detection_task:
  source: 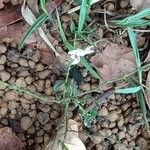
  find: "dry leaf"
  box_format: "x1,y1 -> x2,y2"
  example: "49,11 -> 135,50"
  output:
0,127 -> 23,150
146,71 -> 150,109
130,0 -> 150,10
45,119 -> 86,150
90,41 -> 136,80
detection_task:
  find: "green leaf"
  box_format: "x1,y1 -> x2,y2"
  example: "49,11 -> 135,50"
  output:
115,86 -> 142,94
80,57 -> 100,79
19,13 -> 48,49
112,8 -> 150,27
40,0 -> 48,14
70,20 -> 76,33
53,80 -> 65,91
128,27 -> 142,84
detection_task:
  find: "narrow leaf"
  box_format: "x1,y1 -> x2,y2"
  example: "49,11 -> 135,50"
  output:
115,86 -> 142,94
19,13 -> 48,49
40,0 -> 48,14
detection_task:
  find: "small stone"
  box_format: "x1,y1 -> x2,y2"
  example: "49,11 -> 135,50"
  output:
36,129 -> 44,136
136,137 -> 148,148
33,80 -> 45,92
95,144 -> 103,150
118,131 -> 125,140
27,126 -> 35,134
8,101 -> 18,109
37,103 -> 50,112
38,70 -> 51,79
0,71 -> 10,81
117,117 -> 124,127
50,110 -> 59,119
35,63 -> 44,71
19,58 -> 28,67
16,77 -> 27,88
35,136 -> 43,144
92,135 -> 102,144
109,122 -> 116,128
21,116 -> 33,130
32,52 -> 41,62
0,44 -> 7,54
37,112 -> 49,125
45,79 -> 51,88
0,65 -> 4,71
79,83 -> 91,91
0,103 -> 8,115
29,110 -> 37,118
98,107 -> 108,116
28,139 -> 34,146
21,103 -> 30,110
5,91 -> 18,100
43,123 -> 52,131
45,87 -> 53,95
0,55 -> 6,64
61,15 -> 70,23
28,60 -> 36,69
107,111 -> 118,122
25,76 -> 34,84
7,50 -> 19,62
114,144 -> 128,150
120,0 -> 129,8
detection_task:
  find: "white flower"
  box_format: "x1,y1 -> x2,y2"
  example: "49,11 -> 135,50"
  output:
68,46 -> 95,65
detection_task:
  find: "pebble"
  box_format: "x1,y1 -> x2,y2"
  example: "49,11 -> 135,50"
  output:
136,137 -> 149,148
79,83 -> 91,91
27,126 -> 35,134
92,135 -> 102,144
45,87 -> 53,95
117,117 -> 124,127
34,80 -> 45,92
61,15 -> 70,23
21,116 -> 33,131
37,112 -> 49,125
0,54 -> 6,64
8,101 -> 18,109
0,65 -> 4,71
15,77 -> 27,88
98,107 -> 108,116
35,136 -> 43,144
5,91 -> 18,100
28,60 -> 36,69
114,144 -> 128,150
38,70 -> 51,79
37,103 -> 50,113
43,123 -> 52,131
32,52 -> 40,62
118,131 -> 125,140
0,44 -> 7,54
28,139 -> 34,146
25,76 -> 34,85
49,110 -> 59,119
7,50 -> 19,62
0,71 -> 10,81
107,111 -> 118,122
19,58 -> 28,67
35,63 -> 44,71
0,103 -> 8,115
29,110 -> 37,118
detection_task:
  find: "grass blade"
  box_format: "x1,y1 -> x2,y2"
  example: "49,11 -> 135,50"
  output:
80,57 -> 100,79
19,13 -> 48,49
112,8 -> 150,27
40,0 -> 48,14
56,10 -> 100,79
115,86 -> 142,94
128,27 -> 142,84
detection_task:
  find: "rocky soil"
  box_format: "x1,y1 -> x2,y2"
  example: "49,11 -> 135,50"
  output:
0,43 -> 150,150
